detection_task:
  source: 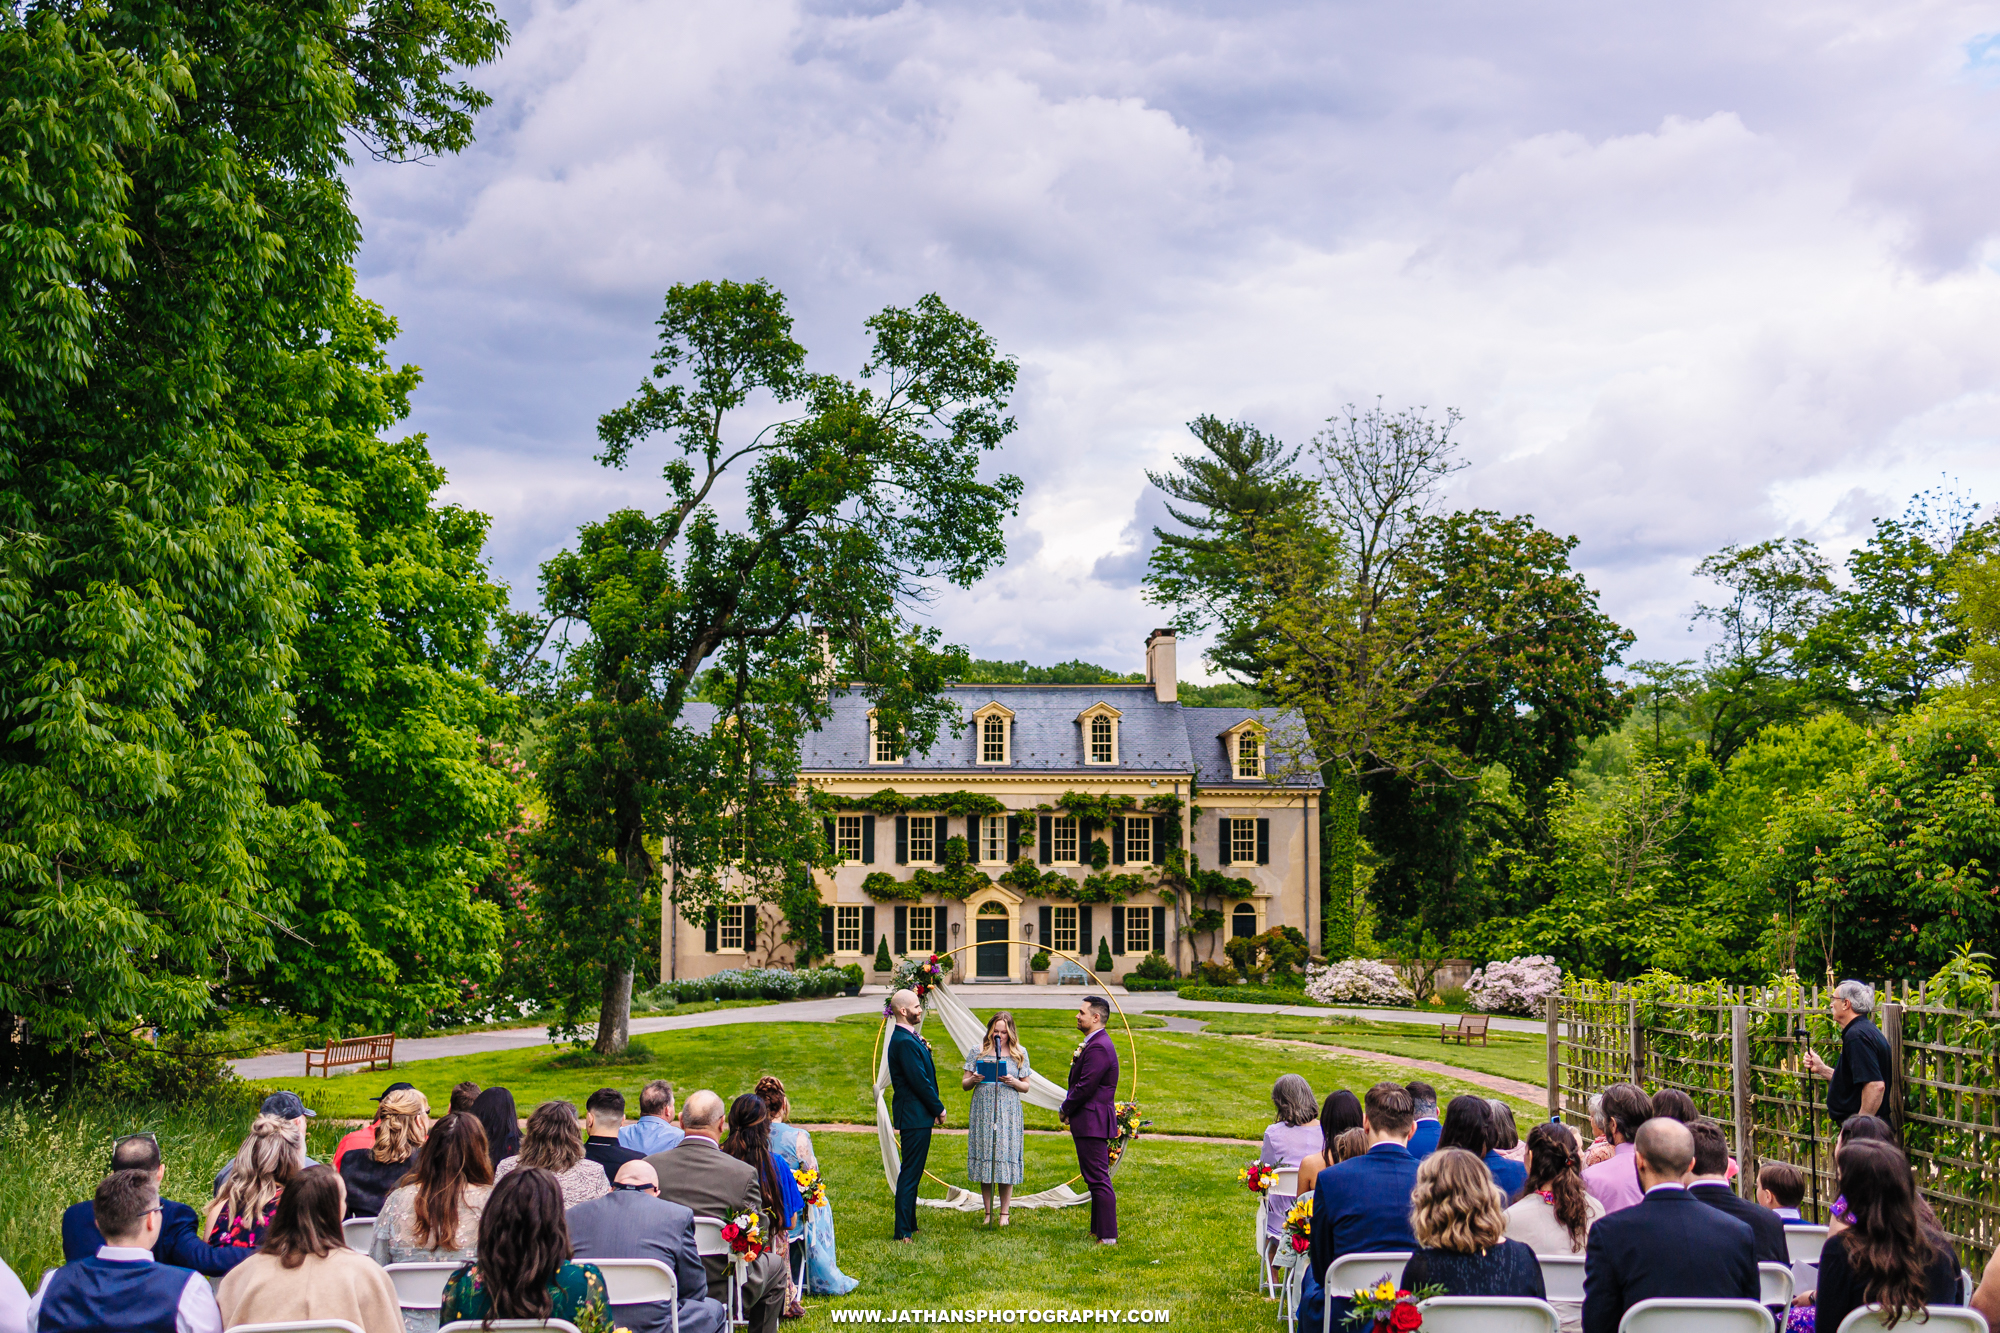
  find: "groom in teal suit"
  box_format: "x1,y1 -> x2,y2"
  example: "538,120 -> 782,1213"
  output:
888,987 -> 945,1240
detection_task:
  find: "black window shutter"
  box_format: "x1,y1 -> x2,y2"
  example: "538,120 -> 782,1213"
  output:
1153,906 -> 1167,954
821,907 -> 834,954
1039,905 -> 1053,951
965,815 -> 978,851
895,815 -> 908,865
1079,818 -> 1095,863
1111,819 -> 1125,865
705,914 -> 718,953
1151,815 -> 1164,865
936,816 -> 950,864
743,907 -> 757,951
862,815 -> 876,864
1006,816 -> 1020,862
894,905 -> 908,956
822,816 -> 836,855
1039,815 -> 1053,865
862,906 -> 876,955
1257,818 -> 1271,865
1112,906 -> 1126,955
1217,817 -> 1232,865
1079,906 -> 1094,959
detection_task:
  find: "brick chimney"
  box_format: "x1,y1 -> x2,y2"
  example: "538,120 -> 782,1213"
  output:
1145,629 -> 1177,703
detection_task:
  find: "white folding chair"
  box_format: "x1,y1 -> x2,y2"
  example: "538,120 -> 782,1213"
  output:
1617,1298 -> 1776,1332
591,1258 -> 680,1333
383,1261 -> 461,1312
226,1323 -> 366,1333
340,1216 -> 376,1254
1322,1253 -> 1414,1331
1282,1259 -> 1308,1333
1417,1297 -> 1561,1332
1784,1224 -> 1829,1264
692,1214 -> 747,1332
1538,1255 -> 1586,1302
1963,1269 -> 1980,1306
1758,1262 -> 1795,1308
439,1322 -> 581,1333
1836,1306 -> 1990,1333
1258,1169 -> 1299,1297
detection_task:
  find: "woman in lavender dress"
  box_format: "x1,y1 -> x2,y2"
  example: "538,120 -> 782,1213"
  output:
1259,1075 -> 1322,1247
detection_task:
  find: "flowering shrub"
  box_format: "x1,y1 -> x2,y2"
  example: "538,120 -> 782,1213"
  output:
1303,959 -> 1414,1006
642,967 -> 847,1006
1465,955 -> 1562,1015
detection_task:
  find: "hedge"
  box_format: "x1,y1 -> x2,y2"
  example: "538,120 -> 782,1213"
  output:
1120,978 -> 1183,992
642,966 -> 850,1006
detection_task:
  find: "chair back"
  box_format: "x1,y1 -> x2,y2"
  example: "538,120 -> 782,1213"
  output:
591,1258 -> 678,1306
1758,1262 -> 1795,1307
1784,1224 -> 1829,1264
1538,1255 -> 1586,1302
438,1323 -> 582,1333
1617,1298 -> 1778,1332
1274,1168 -> 1299,1197
1322,1251 -> 1414,1327
692,1216 -> 729,1258
382,1261 -> 461,1310
1835,1306 -> 1990,1333
1416,1297 -> 1561,1332
341,1216 -> 376,1253
225,1323 -> 366,1333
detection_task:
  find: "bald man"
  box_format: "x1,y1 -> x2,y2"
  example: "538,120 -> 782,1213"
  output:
1581,1117 -> 1759,1333
886,988 -> 945,1241
648,1091 -> 784,1333
566,1161 -> 724,1333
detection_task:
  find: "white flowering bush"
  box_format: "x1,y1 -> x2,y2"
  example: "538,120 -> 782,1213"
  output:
1304,959 -> 1414,1006
1465,955 -> 1562,1015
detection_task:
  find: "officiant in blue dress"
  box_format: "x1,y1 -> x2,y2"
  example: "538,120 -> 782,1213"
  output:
962,1011 -> 1031,1226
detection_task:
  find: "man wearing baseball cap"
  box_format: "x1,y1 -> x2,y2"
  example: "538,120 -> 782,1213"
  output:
332,1082 -> 414,1172
212,1091 -> 319,1193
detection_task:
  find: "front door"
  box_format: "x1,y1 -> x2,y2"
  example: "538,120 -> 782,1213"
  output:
976,918 -> 1010,977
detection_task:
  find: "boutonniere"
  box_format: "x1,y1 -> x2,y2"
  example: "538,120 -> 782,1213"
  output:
1072,1041 -> 1085,1059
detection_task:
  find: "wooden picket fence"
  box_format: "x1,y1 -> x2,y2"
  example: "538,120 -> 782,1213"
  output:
1546,976 -> 2000,1267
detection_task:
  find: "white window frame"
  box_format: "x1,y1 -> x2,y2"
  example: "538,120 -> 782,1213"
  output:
1229,818 -> 1258,864
980,814 -> 1008,864
1126,906 -> 1152,954
1051,905 -> 1079,954
1077,703 -> 1122,765
1235,727 -> 1264,779
834,905 -> 862,955
907,814 -> 935,864
974,703 -> 1014,765
868,711 -> 902,765
1051,816 -> 1079,865
836,814 -> 863,863
908,905 -> 936,954
718,904 -> 747,952
1124,815 -> 1151,864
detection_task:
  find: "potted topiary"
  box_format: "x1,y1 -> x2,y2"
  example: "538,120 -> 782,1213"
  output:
1030,950 -> 1051,986
873,935 -> 893,979
1094,935 -> 1114,975
842,962 -> 864,997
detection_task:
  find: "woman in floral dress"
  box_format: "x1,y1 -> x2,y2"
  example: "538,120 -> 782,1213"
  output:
439,1168 -> 608,1330
961,1011 -> 1031,1225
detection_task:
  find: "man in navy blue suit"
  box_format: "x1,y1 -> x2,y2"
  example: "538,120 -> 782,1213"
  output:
1582,1118 -> 1758,1333
1301,1082 -> 1421,1333
61,1134 -> 254,1276
1405,1082 -> 1441,1160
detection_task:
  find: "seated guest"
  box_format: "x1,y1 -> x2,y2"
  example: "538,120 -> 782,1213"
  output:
472,1086 -> 522,1162
496,1100 -> 611,1208
619,1080 -> 684,1156
1757,1162 -> 1806,1221
757,1076 -> 858,1297
1401,1149 -> 1547,1300
1580,1083 -> 1652,1214
1581,1118 -> 1758,1333
1812,1139 -> 1959,1333
1300,1082 -> 1421,1333
723,1092 -> 806,1318
206,1114 -> 303,1248
449,1081 -> 482,1114
584,1088 -> 645,1176
567,1160 -> 726,1333
1581,1093 -> 1614,1168
1487,1100 -> 1527,1163
1653,1088 -> 1738,1181
213,1092 -> 317,1193
62,1134 -> 254,1276
439,1168 -> 610,1329
1406,1083 -> 1442,1160
1687,1119 -> 1786,1268
215,1165 -> 399,1333
1825,1114 -> 1899,1238
370,1112 -> 494,1333
1439,1094 -> 1526,1201
29,1170 -> 222,1333
1332,1127 -> 1368,1164
1297,1090 -> 1363,1194
332,1082 -> 414,1171
648,1090 -> 787,1333
1505,1124 -> 1601,1333
1259,1075 -> 1322,1243
339,1086 -> 429,1218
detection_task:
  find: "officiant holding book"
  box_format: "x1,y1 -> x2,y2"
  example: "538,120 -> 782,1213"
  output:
962,1011 -> 1031,1226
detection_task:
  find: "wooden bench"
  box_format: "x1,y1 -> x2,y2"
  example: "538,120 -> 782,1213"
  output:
305,1033 -> 396,1077
1440,1014 -> 1490,1046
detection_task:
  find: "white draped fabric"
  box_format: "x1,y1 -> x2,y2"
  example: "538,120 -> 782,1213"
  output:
873,985 -> 1104,1211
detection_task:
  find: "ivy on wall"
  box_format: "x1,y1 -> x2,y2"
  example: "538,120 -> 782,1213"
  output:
809,787 -> 1007,818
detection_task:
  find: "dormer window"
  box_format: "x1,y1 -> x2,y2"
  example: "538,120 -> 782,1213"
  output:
1078,702 -> 1122,766
1222,720 -> 1265,779
868,710 -> 901,765
973,702 -> 1015,765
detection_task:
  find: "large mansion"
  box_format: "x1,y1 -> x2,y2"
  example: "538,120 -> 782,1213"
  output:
664,631 -> 1322,983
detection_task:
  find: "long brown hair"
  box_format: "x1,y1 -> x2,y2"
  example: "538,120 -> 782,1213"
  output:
1835,1139 -> 1942,1327
408,1112 -> 494,1250
517,1101 -> 583,1174
1410,1148 -> 1508,1254
1523,1122 -> 1591,1253
723,1093 -> 787,1225
1319,1090 -> 1363,1155
260,1165 -> 345,1269
475,1167 -> 570,1324
980,1012 -> 1025,1061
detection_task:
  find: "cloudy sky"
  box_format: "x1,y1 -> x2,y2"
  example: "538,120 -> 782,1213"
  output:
351,0 -> 2000,681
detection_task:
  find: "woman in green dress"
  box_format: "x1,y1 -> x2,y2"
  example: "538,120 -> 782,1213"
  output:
961,1011 -> 1031,1226
438,1166 -> 608,1330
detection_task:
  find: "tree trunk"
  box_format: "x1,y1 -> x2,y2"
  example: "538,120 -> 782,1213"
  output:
1322,767 -> 1360,958
595,962 -> 633,1056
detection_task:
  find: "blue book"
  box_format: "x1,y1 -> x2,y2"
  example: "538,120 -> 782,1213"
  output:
975,1059 -> 1005,1084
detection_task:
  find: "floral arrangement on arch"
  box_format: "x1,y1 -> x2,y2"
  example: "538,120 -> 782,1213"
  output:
1239,1160 -> 1278,1193
792,1166 -> 826,1209
719,1210 -> 766,1261
885,953 -> 951,1005
1106,1102 -> 1147,1167
1345,1278 -> 1443,1330
1464,955 -> 1562,1016
1304,959 -> 1414,1007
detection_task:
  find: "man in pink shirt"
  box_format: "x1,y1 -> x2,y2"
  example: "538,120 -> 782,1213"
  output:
1581,1083 -> 1654,1214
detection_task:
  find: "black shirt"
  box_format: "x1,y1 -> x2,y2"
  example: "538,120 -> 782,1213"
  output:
1828,1015 -> 1891,1123
584,1134 -> 644,1177
1401,1240 -> 1546,1300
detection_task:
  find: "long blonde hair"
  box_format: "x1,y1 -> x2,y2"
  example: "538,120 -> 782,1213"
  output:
1410,1148 -> 1508,1253
372,1087 -> 432,1162
981,1012 -> 1026,1061
214,1114 -> 303,1225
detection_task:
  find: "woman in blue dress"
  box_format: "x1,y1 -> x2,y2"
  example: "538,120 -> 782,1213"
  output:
756,1076 -> 859,1297
960,1011 -> 1030,1226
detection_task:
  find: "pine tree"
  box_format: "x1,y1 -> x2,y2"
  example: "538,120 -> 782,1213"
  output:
1094,935 -> 1114,973
874,934 -> 893,974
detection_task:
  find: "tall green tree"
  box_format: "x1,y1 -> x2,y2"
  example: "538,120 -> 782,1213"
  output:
1687,539 -> 1838,764
520,280 -> 1022,1053
0,1 -> 504,1070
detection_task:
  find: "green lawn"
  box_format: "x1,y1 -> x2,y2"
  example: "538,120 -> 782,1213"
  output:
1171,1013 -> 1548,1089
258,1011 -> 1536,1140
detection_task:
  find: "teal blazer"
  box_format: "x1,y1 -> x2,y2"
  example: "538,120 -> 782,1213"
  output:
888,1024 -> 945,1129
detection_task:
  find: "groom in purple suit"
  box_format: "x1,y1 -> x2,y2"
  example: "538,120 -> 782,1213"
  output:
1059,995 -> 1121,1244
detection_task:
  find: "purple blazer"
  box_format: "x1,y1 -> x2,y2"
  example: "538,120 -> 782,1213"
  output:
1060,1027 -> 1121,1139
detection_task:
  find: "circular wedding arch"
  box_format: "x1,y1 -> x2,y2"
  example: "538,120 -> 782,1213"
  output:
868,938 -> 1142,1194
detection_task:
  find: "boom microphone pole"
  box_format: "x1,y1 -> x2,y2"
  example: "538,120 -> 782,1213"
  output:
1795,1022 -> 1820,1220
